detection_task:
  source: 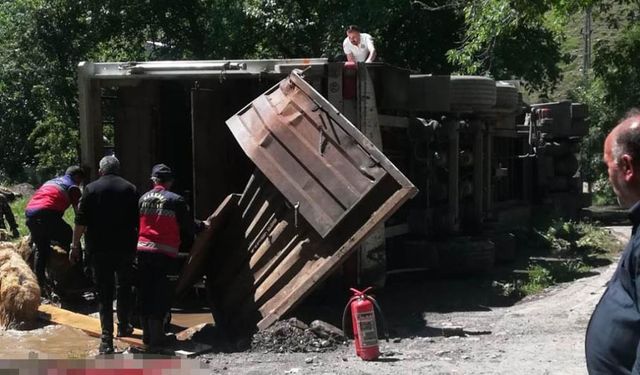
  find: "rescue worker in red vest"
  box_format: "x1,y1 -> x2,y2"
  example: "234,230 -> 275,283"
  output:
25,166 -> 84,296
136,164 -> 205,349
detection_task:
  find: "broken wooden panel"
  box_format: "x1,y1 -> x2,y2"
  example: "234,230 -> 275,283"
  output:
225,70 -> 413,238
178,70 -> 415,332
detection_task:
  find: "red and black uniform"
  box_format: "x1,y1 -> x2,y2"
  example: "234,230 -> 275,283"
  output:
136,184 -> 196,344
25,174 -> 81,289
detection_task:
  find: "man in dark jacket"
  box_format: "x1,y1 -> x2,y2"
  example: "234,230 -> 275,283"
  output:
136,164 -> 203,349
70,155 -> 138,354
26,166 -> 84,294
586,111 -> 640,373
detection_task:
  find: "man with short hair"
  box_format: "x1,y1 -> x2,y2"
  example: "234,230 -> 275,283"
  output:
70,156 -> 138,354
26,166 -> 84,294
136,164 -> 202,349
343,25 -> 376,63
586,110 -> 640,373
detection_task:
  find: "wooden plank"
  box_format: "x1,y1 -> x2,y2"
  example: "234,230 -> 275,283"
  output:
38,304 -> 144,347
175,194 -> 240,296
38,305 -> 214,357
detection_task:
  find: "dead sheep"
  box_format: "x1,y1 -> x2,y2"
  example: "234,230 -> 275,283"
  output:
0,248 -> 40,328
15,236 -> 33,264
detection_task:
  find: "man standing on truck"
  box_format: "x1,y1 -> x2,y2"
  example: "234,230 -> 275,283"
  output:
343,25 -> 376,63
69,155 -> 139,354
585,110 -> 640,373
136,164 -> 204,349
25,166 -> 84,296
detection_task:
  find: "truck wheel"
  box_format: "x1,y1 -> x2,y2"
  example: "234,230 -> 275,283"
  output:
450,76 -> 496,111
495,81 -> 518,111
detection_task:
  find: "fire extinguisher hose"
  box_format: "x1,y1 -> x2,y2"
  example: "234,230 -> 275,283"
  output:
341,293 -> 389,343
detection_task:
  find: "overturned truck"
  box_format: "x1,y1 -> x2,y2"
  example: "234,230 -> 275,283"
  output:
77,59 -> 588,333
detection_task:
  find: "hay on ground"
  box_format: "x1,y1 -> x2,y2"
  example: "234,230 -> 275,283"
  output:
0,248 -> 40,328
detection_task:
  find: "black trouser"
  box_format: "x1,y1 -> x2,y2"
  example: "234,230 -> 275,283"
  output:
136,252 -> 172,319
90,251 -> 134,340
26,211 -> 72,289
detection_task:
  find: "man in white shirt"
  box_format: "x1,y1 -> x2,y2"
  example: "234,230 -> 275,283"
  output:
342,25 -> 376,63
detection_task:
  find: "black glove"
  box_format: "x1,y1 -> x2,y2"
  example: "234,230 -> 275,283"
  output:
11,227 -> 19,238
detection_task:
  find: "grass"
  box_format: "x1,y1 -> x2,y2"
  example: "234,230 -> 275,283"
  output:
494,217 -> 624,298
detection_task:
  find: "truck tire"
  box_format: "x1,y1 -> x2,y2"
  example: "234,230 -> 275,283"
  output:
450,76 -> 497,111
495,81 -> 518,111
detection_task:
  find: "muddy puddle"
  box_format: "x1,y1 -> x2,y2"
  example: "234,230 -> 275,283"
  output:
0,325 -> 100,358
0,310 -> 214,359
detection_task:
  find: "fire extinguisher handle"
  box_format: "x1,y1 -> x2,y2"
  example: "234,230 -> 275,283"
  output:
367,295 -> 390,342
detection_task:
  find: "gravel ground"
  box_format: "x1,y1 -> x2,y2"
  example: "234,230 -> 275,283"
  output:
196,227 -> 630,375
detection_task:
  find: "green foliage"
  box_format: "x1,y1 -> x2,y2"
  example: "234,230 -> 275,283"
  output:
593,23 -> 640,116
522,265 -> 554,295
445,0 -> 595,92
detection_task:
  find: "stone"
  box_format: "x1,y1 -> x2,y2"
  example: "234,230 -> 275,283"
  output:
310,320 -> 346,340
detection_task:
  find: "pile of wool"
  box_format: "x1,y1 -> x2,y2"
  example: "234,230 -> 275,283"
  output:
0,248 -> 40,328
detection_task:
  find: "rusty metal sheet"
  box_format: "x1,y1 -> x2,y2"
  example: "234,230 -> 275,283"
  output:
226,70 -> 415,238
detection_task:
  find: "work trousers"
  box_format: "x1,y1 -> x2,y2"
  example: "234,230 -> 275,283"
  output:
90,251 -> 134,340
26,212 -> 72,289
136,252 -> 173,320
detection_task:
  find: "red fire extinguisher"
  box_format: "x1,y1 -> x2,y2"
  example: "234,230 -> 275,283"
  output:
342,287 -> 388,361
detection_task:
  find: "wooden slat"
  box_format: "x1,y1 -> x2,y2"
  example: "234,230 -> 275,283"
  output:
38,304 -> 144,347
257,188 -> 414,330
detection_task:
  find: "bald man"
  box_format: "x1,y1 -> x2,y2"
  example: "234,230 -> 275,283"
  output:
586,110 -> 640,374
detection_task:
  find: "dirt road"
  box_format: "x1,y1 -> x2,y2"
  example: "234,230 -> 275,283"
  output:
0,227 -> 626,374
199,227 -> 629,375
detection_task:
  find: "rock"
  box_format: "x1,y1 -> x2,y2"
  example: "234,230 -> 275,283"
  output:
287,317 -> 309,331
284,368 -> 300,374
462,355 -> 471,360
435,350 -> 450,356
305,357 -> 314,364
393,338 -> 402,343
310,320 -> 346,340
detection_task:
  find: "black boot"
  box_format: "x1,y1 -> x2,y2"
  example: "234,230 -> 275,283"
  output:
98,336 -> 114,354
141,317 -> 150,345
117,322 -> 133,337
147,318 -> 166,351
